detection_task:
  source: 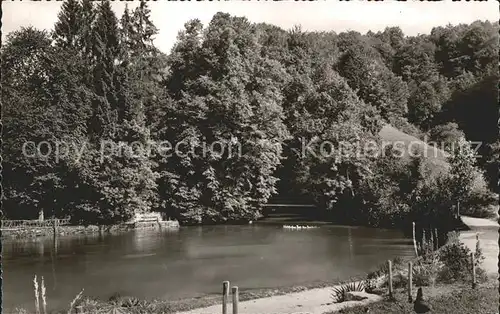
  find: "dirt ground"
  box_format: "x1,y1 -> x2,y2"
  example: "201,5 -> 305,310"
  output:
175,285 -> 382,314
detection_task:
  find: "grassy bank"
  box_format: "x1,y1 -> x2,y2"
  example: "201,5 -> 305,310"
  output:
16,276 -> 496,314
13,278 -> 367,314
333,282 -> 498,314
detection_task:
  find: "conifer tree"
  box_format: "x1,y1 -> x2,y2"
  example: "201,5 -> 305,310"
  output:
89,0 -> 120,138
53,0 -> 82,49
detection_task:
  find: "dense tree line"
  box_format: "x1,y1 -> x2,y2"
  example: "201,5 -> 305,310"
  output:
2,1 -> 497,229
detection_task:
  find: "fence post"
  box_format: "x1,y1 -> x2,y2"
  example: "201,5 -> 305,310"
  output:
429,226 -> 434,252
52,219 -> 58,236
471,253 -> 476,288
408,262 -> 413,303
222,281 -> 229,314
388,260 -> 393,299
422,229 -> 426,253
232,286 -> 239,314
412,222 -> 418,257
434,228 -> 439,250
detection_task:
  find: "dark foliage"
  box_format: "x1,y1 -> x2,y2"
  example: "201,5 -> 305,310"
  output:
2,4 -> 496,227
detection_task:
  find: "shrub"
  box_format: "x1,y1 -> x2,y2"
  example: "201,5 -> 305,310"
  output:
446,231 -> 460,244
418,230 -> 437,258
437,239 -> 481,283
392,273 -> 407,289
109,293 -> 142,308
76,297 -> 101,313
331,281 -> 365,303
474,233 -> 486,266
413,253 -> 442,286
364,279 -> 378,294
367,257 -> 406,279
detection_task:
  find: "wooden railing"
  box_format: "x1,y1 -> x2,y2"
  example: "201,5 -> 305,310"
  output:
1,218 -> 71,229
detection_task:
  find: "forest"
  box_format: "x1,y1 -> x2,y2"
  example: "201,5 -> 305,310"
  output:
2,0 -> 498,231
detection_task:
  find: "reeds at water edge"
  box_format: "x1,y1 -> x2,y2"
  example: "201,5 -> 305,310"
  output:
34,275 -> 40,314
14,276 -> 85,314
68,289 -> 85,314
33,275 -> 47,314
41,276 -> 47,314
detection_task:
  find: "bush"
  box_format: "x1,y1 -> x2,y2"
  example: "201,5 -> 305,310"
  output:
392,273 -> 408,289
367,257 -> 406,280
364,279 -> 378,294
437,239 -> 480,283
461,176 -> 498,218
109,293 -> 143,308
413,253 -> 442,287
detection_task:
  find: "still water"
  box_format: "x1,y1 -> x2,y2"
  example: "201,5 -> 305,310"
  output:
2,224 -> 414,312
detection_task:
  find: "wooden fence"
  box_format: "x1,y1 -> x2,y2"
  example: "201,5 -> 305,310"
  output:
1,218 -> 70,229
388,257 -> 477,303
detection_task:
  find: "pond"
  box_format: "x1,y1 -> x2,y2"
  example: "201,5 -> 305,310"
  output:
2,223 -> 414,312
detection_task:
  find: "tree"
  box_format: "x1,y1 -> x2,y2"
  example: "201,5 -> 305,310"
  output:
53,0 -> 82,49
336,38 -> 409,121
286,64 -> 382,215
79,0 -> 96,57
2,27 -> 93,220
393,36 -> 438,83
49,0 -> 161,225
428,122 -> 465,152
158,13 -> 290,223
431,21 -> 498,79
89,0 -> 120,138
447,137 -> 478,217
407,78 -> 449,130
483,141 -> 500,192
120,1 -> 166,126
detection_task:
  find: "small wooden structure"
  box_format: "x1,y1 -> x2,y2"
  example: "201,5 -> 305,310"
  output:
408,262 -> 413,303
126,213 -> 179,229
387,260 -> 393,299
1,218 -> 70,230
221,281 -> 240,314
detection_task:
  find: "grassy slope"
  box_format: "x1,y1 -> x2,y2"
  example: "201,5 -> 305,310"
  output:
378,124 -> 449,177
379,124 -> 497,219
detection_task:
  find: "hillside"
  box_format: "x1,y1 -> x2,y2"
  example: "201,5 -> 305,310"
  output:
378,124 -> 450,177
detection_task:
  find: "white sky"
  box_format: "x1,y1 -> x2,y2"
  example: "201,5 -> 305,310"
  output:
2,1 -> 498,54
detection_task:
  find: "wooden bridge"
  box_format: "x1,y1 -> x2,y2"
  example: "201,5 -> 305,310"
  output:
1,218 -> 70,230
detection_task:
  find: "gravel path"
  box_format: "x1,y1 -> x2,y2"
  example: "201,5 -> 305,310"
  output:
460,215 -> 498,276
461,216 -> 498,228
